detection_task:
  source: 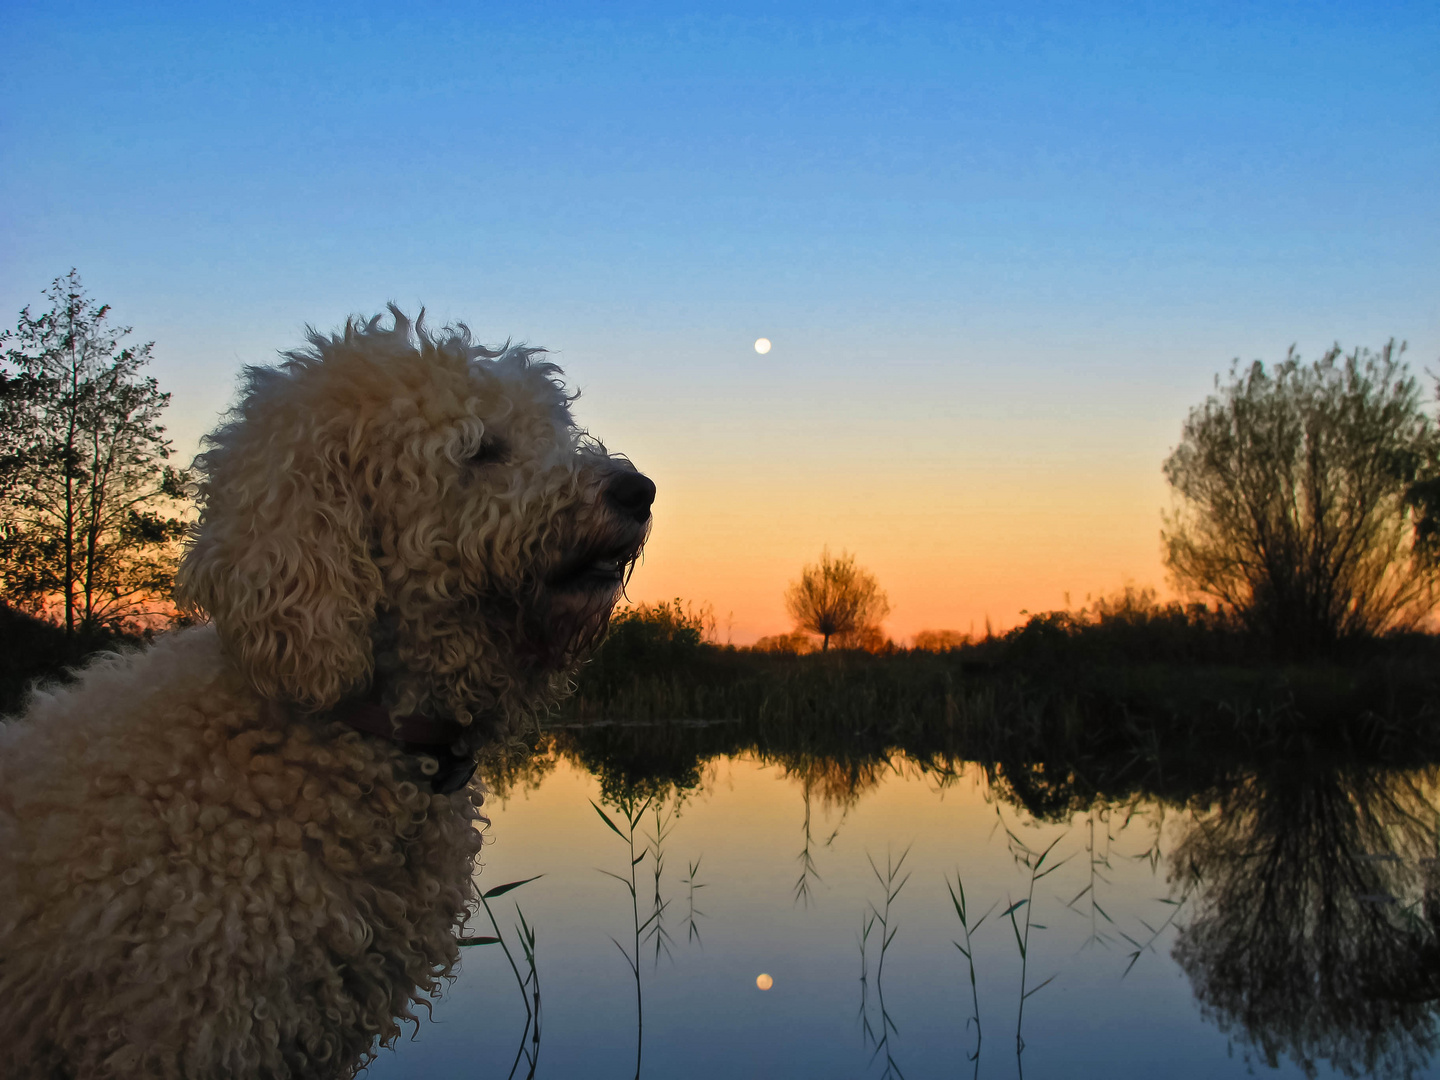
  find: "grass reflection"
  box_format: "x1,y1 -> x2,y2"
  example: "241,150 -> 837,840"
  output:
645,802 -> 679,965
681,856 -> 706,946
1063,807 -> 1127,953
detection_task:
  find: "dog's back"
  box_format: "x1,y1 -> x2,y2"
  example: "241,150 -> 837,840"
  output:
0,627 -> 483,1079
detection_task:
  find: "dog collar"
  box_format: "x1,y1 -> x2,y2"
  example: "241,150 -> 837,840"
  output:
330,700 -> 477,795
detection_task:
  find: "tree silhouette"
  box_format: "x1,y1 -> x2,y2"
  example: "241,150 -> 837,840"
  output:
1162,343 -> 1440,655
785,549 -> 889,651
0,271 -> 190,633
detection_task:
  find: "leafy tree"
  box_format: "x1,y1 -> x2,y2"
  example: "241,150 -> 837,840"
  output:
0,271 -> 190,634
785,548 -> 890,651
1162,342 -> 1440,654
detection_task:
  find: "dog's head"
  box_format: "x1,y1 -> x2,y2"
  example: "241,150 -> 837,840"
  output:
177,308 -> 652,728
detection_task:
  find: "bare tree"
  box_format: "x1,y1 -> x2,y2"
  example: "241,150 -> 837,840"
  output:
785,549 -> 890,651
0,271 -> 190,633
1162,342 -> 1440,654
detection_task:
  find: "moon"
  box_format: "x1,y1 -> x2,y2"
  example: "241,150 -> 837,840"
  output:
756,973 -> 774,990
754,338 -> 771,355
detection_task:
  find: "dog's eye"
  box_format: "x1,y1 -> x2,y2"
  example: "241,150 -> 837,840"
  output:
468,438 -> 508,466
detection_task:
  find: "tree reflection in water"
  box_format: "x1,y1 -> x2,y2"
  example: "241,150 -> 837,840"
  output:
476,699 -> 1440,1078
1171,767 -> 1440,1079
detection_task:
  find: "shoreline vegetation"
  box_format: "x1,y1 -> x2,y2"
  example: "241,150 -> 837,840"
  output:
7,590 -> 1440,818
525,594 -> 1440,816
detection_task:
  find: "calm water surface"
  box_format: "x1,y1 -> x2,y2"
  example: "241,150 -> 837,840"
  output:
367,734 -> 1440,1080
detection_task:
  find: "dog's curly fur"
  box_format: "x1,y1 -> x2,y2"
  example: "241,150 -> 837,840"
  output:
0,309 -> 652,1078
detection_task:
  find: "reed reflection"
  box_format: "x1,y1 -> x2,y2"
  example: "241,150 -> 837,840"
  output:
476,692 -> 1440,1077
858,848 -> 911,1080
1170,767 -> 1440,1079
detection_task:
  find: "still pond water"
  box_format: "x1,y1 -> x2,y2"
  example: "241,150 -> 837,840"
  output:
367,729 -> 1440,1080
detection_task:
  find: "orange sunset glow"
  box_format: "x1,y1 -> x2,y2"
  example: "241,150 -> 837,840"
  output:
621,468 -> 1171,645
568,340 -> 1192,645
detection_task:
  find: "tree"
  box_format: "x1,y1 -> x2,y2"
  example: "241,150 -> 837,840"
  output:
0,271 -> 190,634
785,548 -> 890,651
1161,342 -> 1440,654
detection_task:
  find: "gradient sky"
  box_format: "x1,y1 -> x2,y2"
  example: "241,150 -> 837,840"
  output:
4,1 -> 1437,643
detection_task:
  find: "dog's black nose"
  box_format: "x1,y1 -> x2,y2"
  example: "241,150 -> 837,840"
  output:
605,471 -> 656,523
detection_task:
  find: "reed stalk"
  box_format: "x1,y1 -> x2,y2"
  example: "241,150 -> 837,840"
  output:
458,875 -> 544,1079
1002,834 -> 1065,1064
946,868 -> 995,1069
859,847 -> 912,1078
592,796 -> 655,1080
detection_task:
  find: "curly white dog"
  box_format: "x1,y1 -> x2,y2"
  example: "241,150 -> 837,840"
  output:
0,309 -> 654,1078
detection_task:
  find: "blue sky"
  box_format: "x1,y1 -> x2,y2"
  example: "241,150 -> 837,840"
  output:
4,1 -> 1437,638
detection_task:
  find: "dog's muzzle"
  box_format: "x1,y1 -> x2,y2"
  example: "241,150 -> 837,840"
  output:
547,469 -> 655,594
604,471 -> 655,524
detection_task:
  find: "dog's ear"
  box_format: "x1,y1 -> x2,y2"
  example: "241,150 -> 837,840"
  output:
176,368 -> 383,711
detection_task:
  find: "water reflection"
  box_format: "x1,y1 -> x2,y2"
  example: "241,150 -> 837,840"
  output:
459,719 -> 1440,1079
1171,766 -> 1440,1078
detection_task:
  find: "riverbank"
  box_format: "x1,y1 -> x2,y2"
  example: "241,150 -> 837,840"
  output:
543,607 -> 1440,814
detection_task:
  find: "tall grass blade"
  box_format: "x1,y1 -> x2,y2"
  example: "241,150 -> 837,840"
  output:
483,875 -> 544,900
590,800 -> 627,840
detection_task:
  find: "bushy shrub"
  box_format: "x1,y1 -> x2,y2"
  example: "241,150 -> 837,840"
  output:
997,585 -> 1249,666
833,623 -> 897,653
912,629 -> 970,652
577,599 -> 716,698
608,598 -> 711,647
749,629 -> 817,655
